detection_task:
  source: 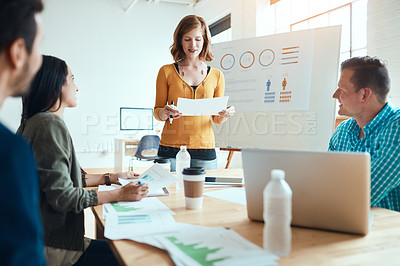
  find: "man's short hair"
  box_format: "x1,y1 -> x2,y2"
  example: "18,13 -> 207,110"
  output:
341,56 -> 390,103
0,0 -> 43,54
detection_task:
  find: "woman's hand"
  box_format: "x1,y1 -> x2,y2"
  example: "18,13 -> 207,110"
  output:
217,105 -> 235,124
118,182 -> 149,201
158,104 -> 182,121
110,172 -> 139,185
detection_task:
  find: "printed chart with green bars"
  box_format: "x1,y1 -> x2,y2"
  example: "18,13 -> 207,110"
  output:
140,174 -> 154,182
166,236 -> 229,266
117,214 -> 151,225
111,202 -> 142,212
156,225 -> 277,266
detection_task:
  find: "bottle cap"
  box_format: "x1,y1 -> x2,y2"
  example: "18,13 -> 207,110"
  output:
271,169 -> 285,179
182,167 -> 205,175
154,157 -> 170,164
180,146 -> 187,150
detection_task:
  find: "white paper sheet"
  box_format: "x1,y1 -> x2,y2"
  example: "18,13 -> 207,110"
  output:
204,188 -> 247,205
119,164 -> 178,194
98,185 -> 170,219
104,211 -> 177,240
99,184 -> 167,197
154,224 -> 278,266
177,96 -> 229,116
103,197 -> 175,218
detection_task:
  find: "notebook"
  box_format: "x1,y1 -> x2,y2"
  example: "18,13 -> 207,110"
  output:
242,149 -> 371,235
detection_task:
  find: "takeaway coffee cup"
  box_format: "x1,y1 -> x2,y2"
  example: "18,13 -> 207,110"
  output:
183,167 -> 206,210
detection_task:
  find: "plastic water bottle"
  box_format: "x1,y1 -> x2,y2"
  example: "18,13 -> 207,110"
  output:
176,146 -> 191,190
263,169 -> 292,257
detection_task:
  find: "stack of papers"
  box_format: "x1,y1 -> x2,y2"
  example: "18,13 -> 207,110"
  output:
100,164 -> 179,240
155,224 -> 278,266
99,164 -> 277,265
102,197 -> 175,219
104,198 -> 177,239
204,187 -> 247,205
106,223 -> 278,266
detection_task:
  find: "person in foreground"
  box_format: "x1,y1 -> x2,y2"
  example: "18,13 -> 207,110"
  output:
0,0 -> 46,264
18,55 -> 149,266
154,15 -> 235,171
329,56 -> 400,212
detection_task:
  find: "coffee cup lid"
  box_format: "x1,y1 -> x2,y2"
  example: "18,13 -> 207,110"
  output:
182,167 -> 205,175
154,157 -> 170,164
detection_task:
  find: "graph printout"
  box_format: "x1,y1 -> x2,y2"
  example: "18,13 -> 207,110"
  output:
211,29 -> 315,112
119,164 -> 178,194
102,197 -> 175,218
177,96 -> 229,116
104,211 -> 176,239
155,225 -> 278,266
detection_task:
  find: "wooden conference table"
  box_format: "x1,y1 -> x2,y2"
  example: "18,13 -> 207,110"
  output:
91,168 -> 400,265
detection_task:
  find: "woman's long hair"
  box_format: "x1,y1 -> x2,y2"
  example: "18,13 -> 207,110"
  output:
170,15 -> 214,62
20,55 -> 68,129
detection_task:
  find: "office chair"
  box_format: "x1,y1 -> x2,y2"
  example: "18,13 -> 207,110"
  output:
134,135 -> 160,160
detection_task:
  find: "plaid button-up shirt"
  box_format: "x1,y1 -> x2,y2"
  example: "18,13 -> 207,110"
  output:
329,102 -> 400,212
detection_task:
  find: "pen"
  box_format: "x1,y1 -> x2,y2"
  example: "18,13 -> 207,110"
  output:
169,100 -> 174,125
138,181 -> 144,186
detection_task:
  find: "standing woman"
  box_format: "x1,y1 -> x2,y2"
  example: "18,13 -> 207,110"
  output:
18,55 -> 148,266
154,15 -> 235,171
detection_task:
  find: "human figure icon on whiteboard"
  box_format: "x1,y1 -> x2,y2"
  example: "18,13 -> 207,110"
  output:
282,77 -> 287,90
264,79 -> 275,103
154,15 -> 235,172
280,77 -> 292,103
266,79 -> 272,91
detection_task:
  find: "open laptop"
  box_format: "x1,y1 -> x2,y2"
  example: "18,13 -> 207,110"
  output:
242,149 -> 371,235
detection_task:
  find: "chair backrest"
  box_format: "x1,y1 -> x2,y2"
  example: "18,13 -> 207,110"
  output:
134,135 -> 160,160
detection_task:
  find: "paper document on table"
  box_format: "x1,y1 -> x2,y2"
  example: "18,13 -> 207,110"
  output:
204,187 -> 247,205
119,164 -> 178,194
99,184 -> 167,197
177,96 -> 229,116
154,224 -> 278,266
98,185 -> 170,219
98,184 -> 122,219
103,197 -> 175,219
104,211 -> 177,240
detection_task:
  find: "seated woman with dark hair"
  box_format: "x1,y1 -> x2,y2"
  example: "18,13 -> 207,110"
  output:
18,55 -> 149,266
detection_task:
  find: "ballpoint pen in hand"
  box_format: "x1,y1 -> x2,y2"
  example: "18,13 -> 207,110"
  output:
169,101 -> 174,125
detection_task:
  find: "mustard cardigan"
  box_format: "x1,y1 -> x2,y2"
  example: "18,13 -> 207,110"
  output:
154,64 -> 225,149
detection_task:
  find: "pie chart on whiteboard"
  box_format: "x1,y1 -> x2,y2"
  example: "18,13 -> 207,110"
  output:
259,49 -> 275,67
239,51 -> 255,69
220,53 -> 235,70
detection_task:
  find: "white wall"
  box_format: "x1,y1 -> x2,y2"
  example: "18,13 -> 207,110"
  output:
0,0 -> 192,168
0,98 -> 22,130
367,0 -> 400,105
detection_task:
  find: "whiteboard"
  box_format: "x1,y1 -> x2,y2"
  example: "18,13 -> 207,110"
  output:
211,26 -> 341,151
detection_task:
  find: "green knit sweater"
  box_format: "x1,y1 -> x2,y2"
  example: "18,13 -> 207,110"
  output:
19,112 -> 97,251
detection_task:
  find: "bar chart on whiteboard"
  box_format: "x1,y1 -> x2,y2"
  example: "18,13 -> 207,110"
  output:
212,30 -> 315,112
